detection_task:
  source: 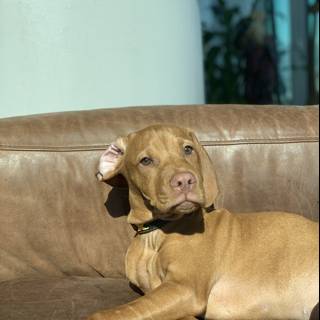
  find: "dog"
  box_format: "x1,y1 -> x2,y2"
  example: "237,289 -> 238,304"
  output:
88,125 -> 319,320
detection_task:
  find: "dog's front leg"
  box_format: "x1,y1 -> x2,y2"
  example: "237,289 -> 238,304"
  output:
87,281 -> 203,320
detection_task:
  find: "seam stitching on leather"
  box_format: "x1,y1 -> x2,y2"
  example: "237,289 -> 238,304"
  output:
201,137 -> 319,146
0,137 -> 318,152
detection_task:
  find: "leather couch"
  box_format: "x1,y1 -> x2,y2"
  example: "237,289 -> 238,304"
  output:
0,105 -> 318,320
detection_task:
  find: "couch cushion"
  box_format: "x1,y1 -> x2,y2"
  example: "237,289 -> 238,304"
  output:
0,276 -> 140,320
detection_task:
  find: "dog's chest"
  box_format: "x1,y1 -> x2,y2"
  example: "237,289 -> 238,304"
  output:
125,232 -> 164,292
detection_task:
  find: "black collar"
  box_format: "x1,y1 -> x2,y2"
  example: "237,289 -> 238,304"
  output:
131,205 -> 215,235
131,219 -> 169,235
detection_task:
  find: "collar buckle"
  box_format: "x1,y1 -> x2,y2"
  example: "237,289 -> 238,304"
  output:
131,219 -> 169,235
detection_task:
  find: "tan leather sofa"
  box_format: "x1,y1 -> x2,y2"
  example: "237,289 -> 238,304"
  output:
0,105 -> 318,320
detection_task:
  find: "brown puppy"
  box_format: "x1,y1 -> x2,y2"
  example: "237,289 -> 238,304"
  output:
88,125 -> 319,320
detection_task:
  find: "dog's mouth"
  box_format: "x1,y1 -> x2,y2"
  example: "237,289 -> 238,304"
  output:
172,200 -> 200,213
163,191 -> 202,217
141,189 -> 202,219
160,201 -> 199,220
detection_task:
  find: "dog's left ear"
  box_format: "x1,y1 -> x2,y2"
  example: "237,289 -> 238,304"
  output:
96,136 -> 128,187
190,131 -> 219,209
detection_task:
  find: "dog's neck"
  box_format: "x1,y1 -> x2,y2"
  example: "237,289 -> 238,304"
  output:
128,184 -> 216,233
130,205 -> 215,236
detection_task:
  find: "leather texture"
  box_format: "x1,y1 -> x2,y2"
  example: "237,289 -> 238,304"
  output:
0,105 -> 318,149
0,277 -> 140,320
0,104 -> 319,319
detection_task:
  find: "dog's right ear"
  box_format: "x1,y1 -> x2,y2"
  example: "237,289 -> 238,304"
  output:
96,137 -> 128,187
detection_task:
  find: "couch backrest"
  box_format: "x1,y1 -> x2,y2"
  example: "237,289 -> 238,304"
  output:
0,105 -> 318,281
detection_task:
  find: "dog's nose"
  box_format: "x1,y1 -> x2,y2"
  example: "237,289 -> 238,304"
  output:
170,172 -> 196,193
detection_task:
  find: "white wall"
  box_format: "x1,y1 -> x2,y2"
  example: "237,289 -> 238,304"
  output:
0,0 -> 204,118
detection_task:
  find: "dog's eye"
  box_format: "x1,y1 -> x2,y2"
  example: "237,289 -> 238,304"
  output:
140,157 -> 153,166
184,145 -> 194,155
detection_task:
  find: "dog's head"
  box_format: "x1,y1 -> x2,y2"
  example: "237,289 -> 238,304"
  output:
97,125 -> 218,224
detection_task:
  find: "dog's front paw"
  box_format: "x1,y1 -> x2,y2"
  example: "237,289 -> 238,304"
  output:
86,312 -> 107,320
86,314 -> 100,320
86,310 -> 122,320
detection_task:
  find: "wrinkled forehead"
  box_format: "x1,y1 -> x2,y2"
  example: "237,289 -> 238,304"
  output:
127,125 -> 192,155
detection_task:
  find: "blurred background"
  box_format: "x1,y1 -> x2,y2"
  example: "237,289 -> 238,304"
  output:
0,0 -> 318,118
201,0 -> 319,106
